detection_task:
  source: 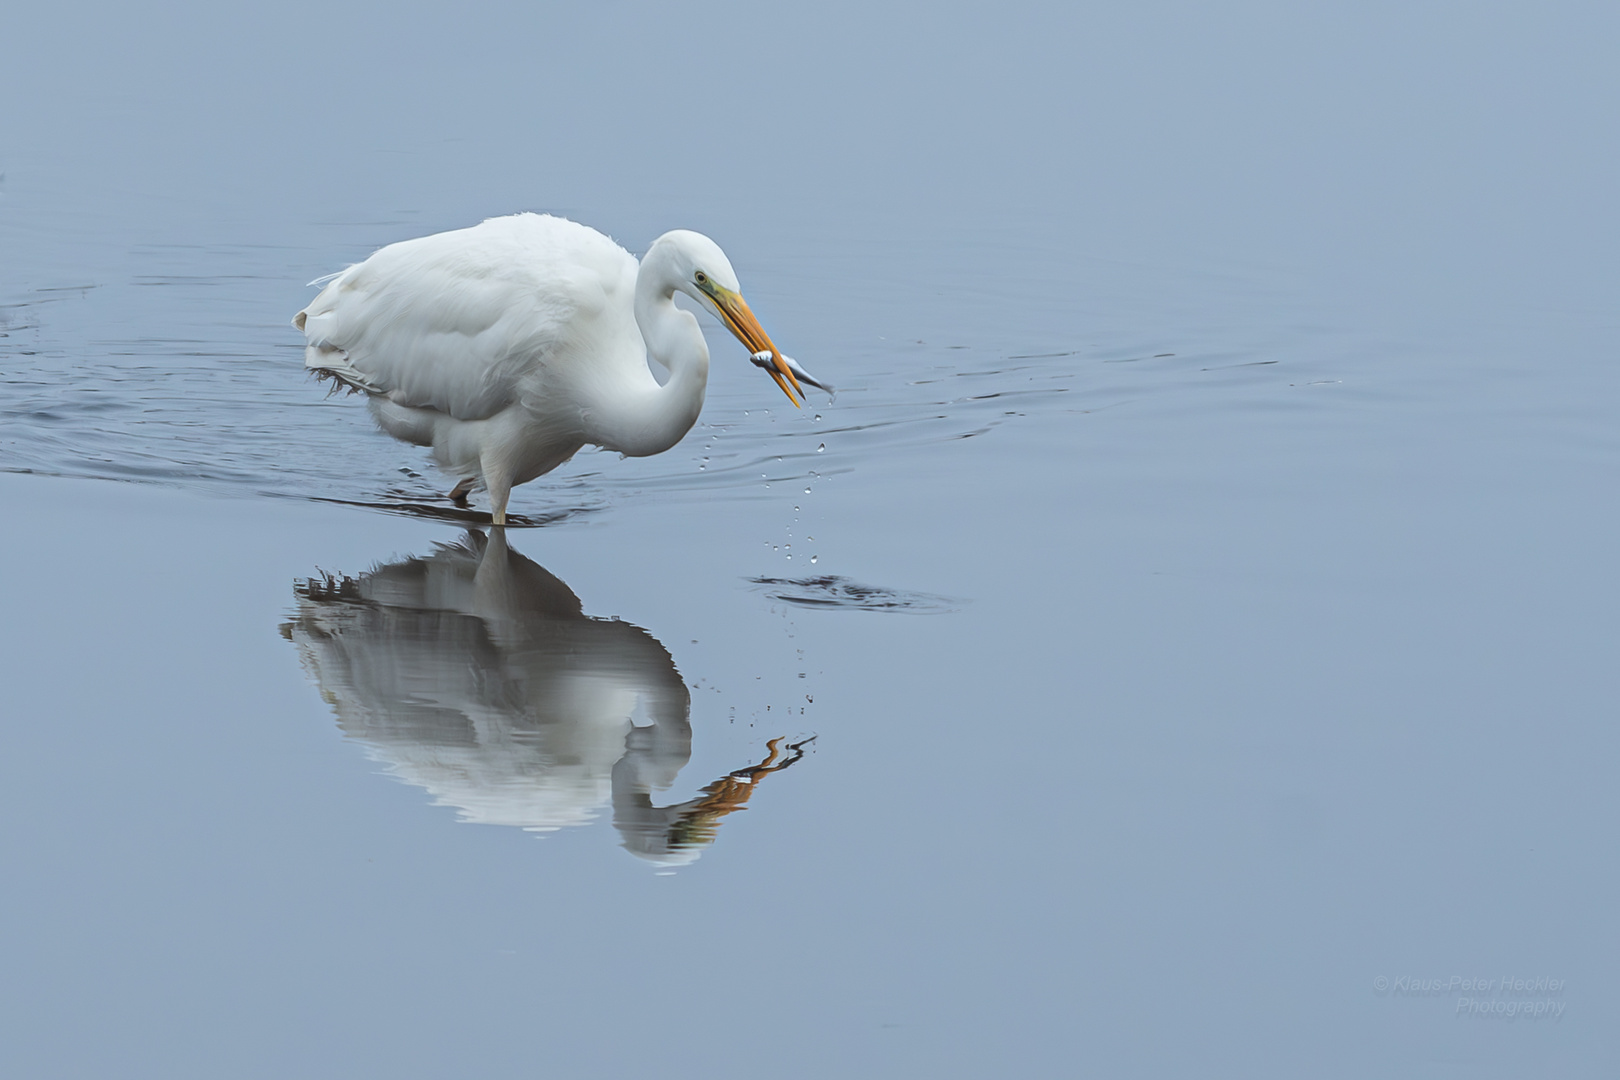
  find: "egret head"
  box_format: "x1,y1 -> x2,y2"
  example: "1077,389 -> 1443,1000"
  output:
650,229 -> 804,406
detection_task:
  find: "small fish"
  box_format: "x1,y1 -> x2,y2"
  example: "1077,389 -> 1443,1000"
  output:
751,350 -> 835,396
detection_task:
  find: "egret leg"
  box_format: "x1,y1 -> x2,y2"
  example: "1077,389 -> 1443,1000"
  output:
448,477 -> 476,508
483,462 -> 513,528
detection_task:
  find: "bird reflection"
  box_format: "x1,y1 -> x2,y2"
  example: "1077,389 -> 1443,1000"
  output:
283,529 -> 807,865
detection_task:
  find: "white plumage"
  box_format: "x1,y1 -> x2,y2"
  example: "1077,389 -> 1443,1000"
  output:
294,214 -> 829,524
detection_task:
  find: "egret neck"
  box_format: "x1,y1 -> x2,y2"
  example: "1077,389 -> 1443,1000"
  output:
602,242 -> 710,458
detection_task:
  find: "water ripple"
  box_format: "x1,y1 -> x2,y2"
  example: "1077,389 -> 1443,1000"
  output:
0,252 -> 1350,520
748,575 -> 959,614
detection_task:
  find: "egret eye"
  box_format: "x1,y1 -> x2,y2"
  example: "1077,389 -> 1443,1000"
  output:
695,271 -> 708,285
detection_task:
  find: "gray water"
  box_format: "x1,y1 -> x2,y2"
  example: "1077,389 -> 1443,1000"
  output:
3,3 -> 1618,1076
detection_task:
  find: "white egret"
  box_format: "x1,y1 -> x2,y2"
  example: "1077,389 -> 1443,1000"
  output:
293,214 -> 830,524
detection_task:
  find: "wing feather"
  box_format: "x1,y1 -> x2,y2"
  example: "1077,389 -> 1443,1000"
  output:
294,214 -> 640,422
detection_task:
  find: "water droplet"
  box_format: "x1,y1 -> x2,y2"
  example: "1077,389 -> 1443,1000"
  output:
794,506 -> 800,512
814,414 -> 822,422
810,555 -> 818,564
817,443 -> 825,452
804,487 -> 812,494
773,545 -> 779,551
786,554 -> 792,560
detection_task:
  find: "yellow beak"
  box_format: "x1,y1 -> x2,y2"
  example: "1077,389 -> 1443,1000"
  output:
707,285 -> 803,406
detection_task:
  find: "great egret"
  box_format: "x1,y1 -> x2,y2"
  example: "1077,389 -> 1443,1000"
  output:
293,214 -> 830,524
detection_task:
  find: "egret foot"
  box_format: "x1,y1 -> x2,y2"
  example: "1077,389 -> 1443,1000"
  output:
448,477 -> 476,507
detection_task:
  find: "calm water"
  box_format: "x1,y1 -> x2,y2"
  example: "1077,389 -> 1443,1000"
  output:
3,3 -> 1618,1076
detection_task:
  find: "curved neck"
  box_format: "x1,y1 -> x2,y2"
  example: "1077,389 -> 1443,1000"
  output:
596,251 -> 708,458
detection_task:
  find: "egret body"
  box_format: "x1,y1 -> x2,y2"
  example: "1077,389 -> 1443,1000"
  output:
293,214 -> 828,523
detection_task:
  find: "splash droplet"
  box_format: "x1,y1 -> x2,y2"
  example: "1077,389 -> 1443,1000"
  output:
810,555 -> 818,564
813,414 -> 822,422
817,443 -> 825,452
804,487 -> 812,494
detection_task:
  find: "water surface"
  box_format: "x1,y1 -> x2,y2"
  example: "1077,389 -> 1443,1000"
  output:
2,3 -> 1618,1077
